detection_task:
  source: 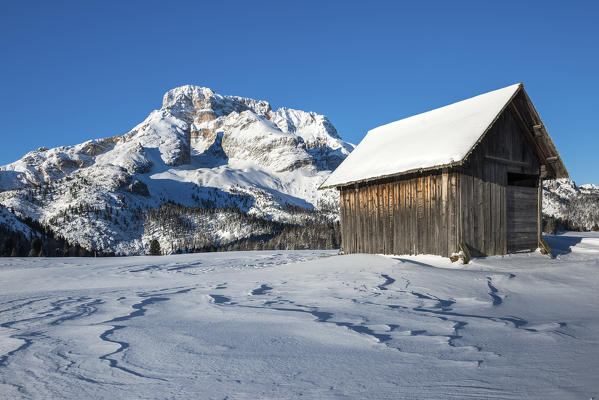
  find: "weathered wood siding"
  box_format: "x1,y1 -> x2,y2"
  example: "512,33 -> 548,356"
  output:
339,170 -> 460,257
458,101 -> 541,256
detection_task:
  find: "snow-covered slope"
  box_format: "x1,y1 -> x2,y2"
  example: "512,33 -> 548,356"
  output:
0,205 -> 33,237
543,178 -> 599,230
0,86 -> 354,255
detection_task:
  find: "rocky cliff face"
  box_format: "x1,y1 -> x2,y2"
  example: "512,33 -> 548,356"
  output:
163,85 -> 351,172
0,86 -> 354,255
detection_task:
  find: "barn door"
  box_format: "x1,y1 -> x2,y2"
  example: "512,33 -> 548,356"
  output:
506,173 -> 539,252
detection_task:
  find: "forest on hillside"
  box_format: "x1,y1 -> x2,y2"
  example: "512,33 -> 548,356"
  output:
0,203 -> 341,257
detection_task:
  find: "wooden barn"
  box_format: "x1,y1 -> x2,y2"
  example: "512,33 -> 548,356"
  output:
320,83 -> 568,258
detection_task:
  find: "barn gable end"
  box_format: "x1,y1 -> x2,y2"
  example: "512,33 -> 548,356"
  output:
459,97 -> 543,256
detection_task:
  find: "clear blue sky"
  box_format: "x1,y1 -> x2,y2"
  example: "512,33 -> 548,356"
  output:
1,1 -> 597,183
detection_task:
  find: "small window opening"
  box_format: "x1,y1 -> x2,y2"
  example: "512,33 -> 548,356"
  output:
507,173 -> 538,187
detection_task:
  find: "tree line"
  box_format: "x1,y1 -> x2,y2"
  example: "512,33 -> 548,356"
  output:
0,215 -> 108,257
143,202 -> 341,255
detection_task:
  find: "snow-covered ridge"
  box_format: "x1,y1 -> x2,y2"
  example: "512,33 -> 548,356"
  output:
163,85 -> 352,172
0,85 -> 354,254
543,178 -> 599,230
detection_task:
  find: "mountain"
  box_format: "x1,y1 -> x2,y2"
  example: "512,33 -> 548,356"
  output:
543,178 -> 599,231
0,86 -> 354,255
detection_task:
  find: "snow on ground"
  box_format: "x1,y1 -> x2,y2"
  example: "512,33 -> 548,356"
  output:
0,233 -> 598,399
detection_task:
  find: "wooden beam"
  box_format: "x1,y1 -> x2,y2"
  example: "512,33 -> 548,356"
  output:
485,155 -> 529,167
538,178 -> 545,248
520,91 -> 569,179
458,242 -> 471,264
539,237 -> 552,256
509,102 -> 549,161
532,124 -> 544,137
540,165 -> 550,179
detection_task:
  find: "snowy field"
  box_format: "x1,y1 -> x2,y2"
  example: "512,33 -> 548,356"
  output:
0,233 -> 598,399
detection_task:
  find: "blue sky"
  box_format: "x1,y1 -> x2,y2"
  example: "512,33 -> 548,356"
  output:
1,1 -> 597,183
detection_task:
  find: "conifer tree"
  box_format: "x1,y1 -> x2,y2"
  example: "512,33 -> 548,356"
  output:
149,239 -> 161,256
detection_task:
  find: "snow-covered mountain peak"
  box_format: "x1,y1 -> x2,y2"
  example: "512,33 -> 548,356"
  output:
0,85 -> 354,255
162,85 -> 216,110
162,85 -> 273,121
159,85 -> 347,154
152,85 -> 354,172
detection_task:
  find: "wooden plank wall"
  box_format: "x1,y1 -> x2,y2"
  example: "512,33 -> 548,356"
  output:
458,165 -> 506,256
339,170 -> 459,257
459,102 -> 541,256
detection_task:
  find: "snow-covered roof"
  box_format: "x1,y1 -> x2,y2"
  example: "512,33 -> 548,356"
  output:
321,83 -> 524,188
